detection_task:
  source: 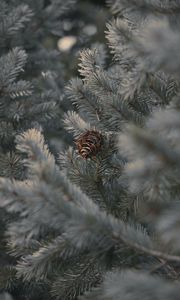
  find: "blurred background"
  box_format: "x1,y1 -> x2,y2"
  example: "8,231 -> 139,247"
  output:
47,0 -> 109,79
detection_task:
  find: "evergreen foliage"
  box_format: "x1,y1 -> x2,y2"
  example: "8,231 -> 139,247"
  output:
0,1 -> 108,299
1,0 -> 180,300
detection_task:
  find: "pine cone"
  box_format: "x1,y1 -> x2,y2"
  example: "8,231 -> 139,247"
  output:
75,130 -> 103,159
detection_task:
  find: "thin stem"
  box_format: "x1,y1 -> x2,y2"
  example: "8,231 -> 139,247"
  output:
116,235 -> 180,263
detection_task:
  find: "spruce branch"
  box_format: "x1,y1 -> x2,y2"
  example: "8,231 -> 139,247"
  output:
63,111 -> 91,137
66,78 -> 101,125
107,0 -> 180,15
133,19 -> 180,74
79,46 -> 107,81
106,18 -> 137,64
0,4 -> 33,38
51,255 -> 102,300
0,48 -> 27,88
16,128 -> 55,165
8,81 -> 33,99
80,270 -> 180,300
16,236 -> 80,281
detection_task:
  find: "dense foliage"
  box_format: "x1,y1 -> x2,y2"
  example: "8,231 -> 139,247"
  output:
1,1 -> 180,300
